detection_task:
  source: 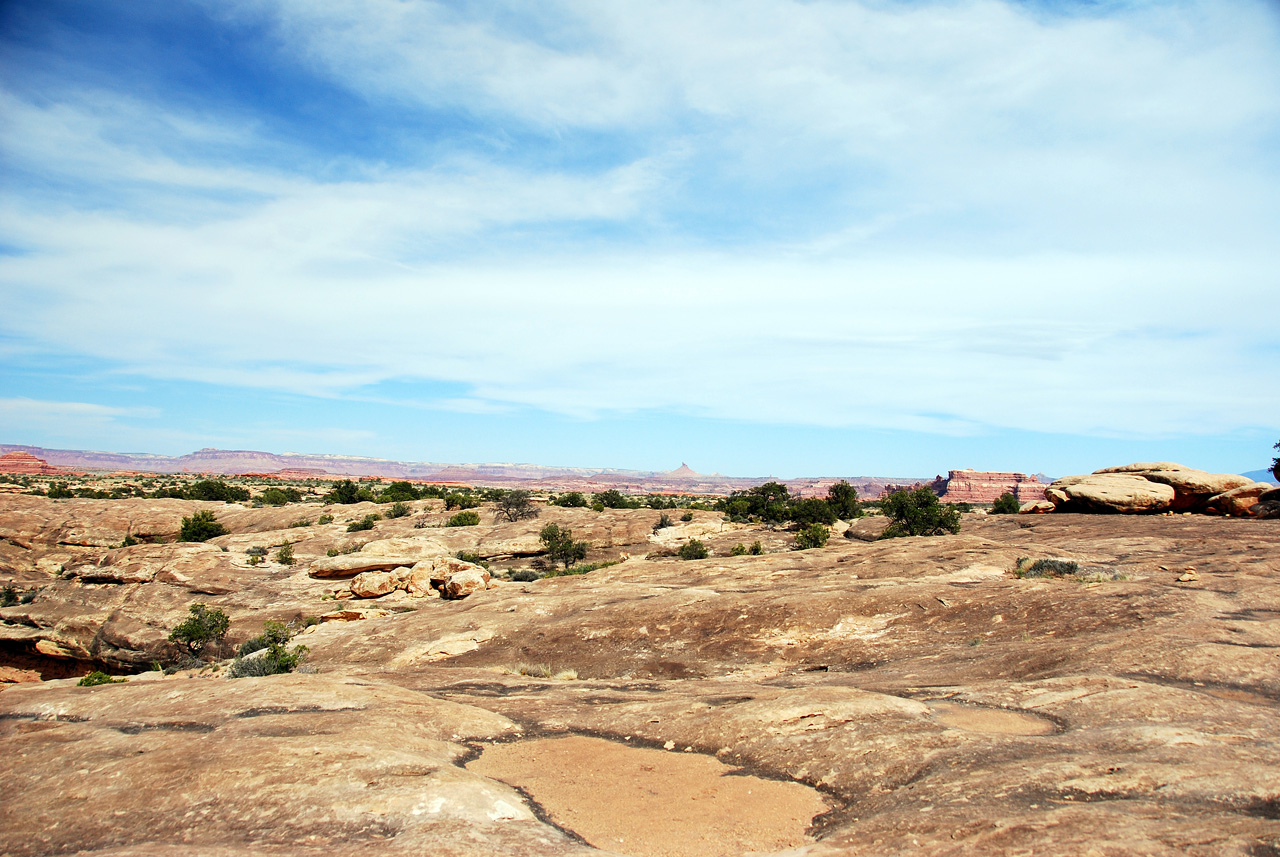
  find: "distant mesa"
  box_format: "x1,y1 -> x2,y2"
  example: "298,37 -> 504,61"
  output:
0,451 -> 63,476
940,469 -> 1050,504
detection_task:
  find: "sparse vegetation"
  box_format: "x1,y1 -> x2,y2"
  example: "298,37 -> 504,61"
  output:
289,518 -> 312,528
730,542 -> 747,556
46,482 -> 74,499
346,513 -> 380,532
455,550 -> 491,570
1015,558 -> 1081,578
378,481 -> 420,503
259,486 -> 302,506
991,492 -> 1021,514
539,523 -> 588,570
445,493 -> 481,511
1,585 -> 18,607
228,619 -> 308,678
594,489 -> 640,509
77,671 -> 126,687
385,501 -> 411,519
168,603 -> 231,658
187,480 -> 251,503
551,491 -> 588,508
878,487 -> 961,539
794,523 -> 830,550
275,543 -> 295,566
446,510 -> 481,527
543,558 -> 621,578
680,510 -> 694,522
317,513 -> 335,525
179,510 -> 228,542
677,539 -> 709,560
325,479 -> 361,505
653,513 -> 673,532
492,488 -> 540,522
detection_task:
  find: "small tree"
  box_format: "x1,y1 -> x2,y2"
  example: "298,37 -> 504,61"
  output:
46,482 -> 75,499
179,510 -> 227,542
653,513 -> 674,532
188,480 -> 250,502
378,481 -> 420,503
677,539 -> 709,560
552,491 -> 587,508
446,510 -> 481,527
385,501 -> 411,519
168,604 -> 231,658
539,523 -> 588,570
493,489 -> 540,523
788,498 -> 836,526
826,481 -> 863,519
990,492 -> 1020,514
794,523 -> 830,550
879,488 -> 961,539
326,479 -> 360,505
228,619 -> 307,678
275,543 -> 295,566
594,489 -> 638,509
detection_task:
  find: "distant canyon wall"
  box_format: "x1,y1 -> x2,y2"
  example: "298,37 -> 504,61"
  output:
941,469 -> 1050,504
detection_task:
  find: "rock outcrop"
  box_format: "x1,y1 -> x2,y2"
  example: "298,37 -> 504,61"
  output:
941,469 -> 1050,504
1041,463 -> 1272,515
0,451 -> 62,475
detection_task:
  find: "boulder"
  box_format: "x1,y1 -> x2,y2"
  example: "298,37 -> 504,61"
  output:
350,570 -> 400,598
1139,469 -> 1253,511
1204,483 -> 1275,517
1046,474 -> 1176,514
309,554 -> 422,578
1255,487 -> 1280,519
1019,500 -> 1056,514
443,567 -> 490,600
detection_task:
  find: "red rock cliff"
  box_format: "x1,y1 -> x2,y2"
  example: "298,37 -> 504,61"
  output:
0,451 -> 62,476
941,469 -> 1048,503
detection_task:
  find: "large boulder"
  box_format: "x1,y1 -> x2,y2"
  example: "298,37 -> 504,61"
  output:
1204,483 -> 1276,517
1134,469 -> 1253,511
309,554 -> 423,578
1046,474 -> 1176,514
443,567 -> 490,600
349,570 -> 401,598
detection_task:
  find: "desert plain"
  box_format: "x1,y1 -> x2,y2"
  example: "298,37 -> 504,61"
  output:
1,487 -> 1279,857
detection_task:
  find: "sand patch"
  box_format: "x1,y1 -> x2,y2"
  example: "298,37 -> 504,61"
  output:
467,734 -> 828,857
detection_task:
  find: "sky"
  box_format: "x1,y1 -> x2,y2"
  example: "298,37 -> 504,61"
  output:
1,0 -> 1278,479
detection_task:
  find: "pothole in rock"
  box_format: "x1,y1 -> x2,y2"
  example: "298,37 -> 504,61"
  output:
466,734 -> 830,857
927,701 -> 1057,735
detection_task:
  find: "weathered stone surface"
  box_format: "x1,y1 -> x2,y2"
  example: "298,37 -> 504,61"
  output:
349,570 -> 399,598
1046,473 -> 1177,513
1019,499 -> 1057,514
309,553 -> 422,578
443,567 -> 490,600
1203,482 -> 1275,516
1094,462 -> 1190,474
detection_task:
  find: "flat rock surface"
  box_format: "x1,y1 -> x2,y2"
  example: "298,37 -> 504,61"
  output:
2,496 -> 1280,856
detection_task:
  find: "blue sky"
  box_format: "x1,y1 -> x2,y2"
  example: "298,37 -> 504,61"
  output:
1,0 -> 1278,478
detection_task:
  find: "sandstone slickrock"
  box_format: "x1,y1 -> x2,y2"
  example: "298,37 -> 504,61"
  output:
3,494 -> 1280,856
1046,472 -> 1177,513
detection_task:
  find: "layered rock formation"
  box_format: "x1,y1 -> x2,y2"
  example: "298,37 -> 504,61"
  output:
0,451 -> 62,475
941,469 -> 1050,504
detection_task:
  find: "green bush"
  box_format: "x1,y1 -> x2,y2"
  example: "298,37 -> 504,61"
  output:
826,480 -> 863,519
188,480 -> 251,503
990,492 -> 1021,514
1,585 -> 17,607
878,488 -> 962,539
730,542 -> 747,556
259,486 -> 302,506
539,523 -> 588,570
724,482 -> 790,523
346,513 -> 380,532
317,513 -> 335,525
1016,558 -> 1080,578
794,523 -> 830,550
446,510 -> 481,527
680,510 -> 694,522
228,619 -> 308,678
445,493 -> 481,511
788,498 -> 836,526
168,603 -> 231,658
749,540 -> 764,555
646,495 -> 677,509
551,491 -> 588,507
289,518 -> 312,528
378,481 -> 420,503
46,482 -> 74,499
77,671 -> 126,687
325,479 -> 360,505
653,513 -> 673,532
275,543 -> 295,566
594,489 -> 639,509
677,539 -> 709,560
510,569 -> 541,582
385,501 -> 411,519
179,510 -> 228,542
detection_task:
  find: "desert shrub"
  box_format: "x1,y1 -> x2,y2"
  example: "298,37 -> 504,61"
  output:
275,543 -> 295,566
385,501 -> 411,519
492,489 -> 540,522
317,513 -> 335,525
18,589 -> 35,604
444,493 -> 481,511
246,546 -> 268,557
878,488 -> 961,539
680,510 -> 694,522
594,489 -> 639,509
990,493 -> 1020,514
179,510 -> 227,542
749,540 -> 764,555
46,482 -> 74,499
325,479 -> 360,505
551,491 -> 587,508
826,480 -> 863,519
539,523 -> 588,570
724,482 -> 790,524
653,513 -> 673,532
510,569 -> 541,582
346,513 -> 380,532
188,480 -> 251,503
1,586 -> 17,607
259,486 -> 301,506
228,620 -> 307,678
1017,558 -> 1080,578
730,542 -> 748,556
788,498 -> 836,526
168,603 -> 231,658
646,495 -> 677,509
677,539 -> 709,560
445,510 -> 480,527
455,550 -> 491,570
77,671 -> 126,687
794,523 -> 830,550
590,501 -> 605,512
378,481 -> 420,503
289,518 -> 312,528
